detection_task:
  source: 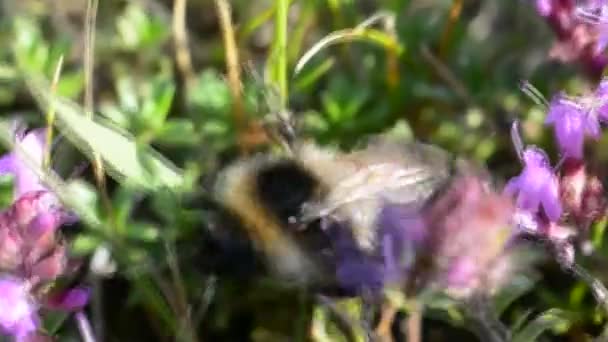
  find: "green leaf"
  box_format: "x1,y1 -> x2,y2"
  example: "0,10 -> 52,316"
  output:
115,75 -> 139,112
116,4 -> 169,50
129,276 -> 176,332
12,17 -> 49,73
188,69 -> 231,114
26,77 -> 185,191
71,234 -> 103,256
99,104 -> 130,128
294,14 -> 403,76
267,0 -> 290,109
113,186 -> 137,231
139,78 -> 175,131
0,174 -> 14,209
494,275 -> 538,315
510,309 -> 534,334
156,119 -> 199,146
56,71 -> 85,99
64,179 -> 101,223
511,309 -> 574,342
126,223 -> 160,242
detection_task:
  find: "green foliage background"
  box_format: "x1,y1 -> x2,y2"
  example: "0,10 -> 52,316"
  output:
0,0 -> 606,340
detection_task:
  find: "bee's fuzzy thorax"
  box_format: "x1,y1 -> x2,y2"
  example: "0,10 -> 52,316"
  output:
213,154 -> 322,284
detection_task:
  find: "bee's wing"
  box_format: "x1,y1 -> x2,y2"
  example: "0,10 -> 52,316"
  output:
302,140 -> 453,251
306,141 -> 452,216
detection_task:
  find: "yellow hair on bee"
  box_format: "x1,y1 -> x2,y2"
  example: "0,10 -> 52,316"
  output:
214,155 -> 319,283
293,141 -> 357,188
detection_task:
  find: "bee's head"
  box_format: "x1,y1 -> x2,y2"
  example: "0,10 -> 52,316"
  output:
255,160 -> 319,225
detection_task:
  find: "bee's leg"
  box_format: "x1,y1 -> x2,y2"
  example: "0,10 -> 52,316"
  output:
374,300 -> 398,342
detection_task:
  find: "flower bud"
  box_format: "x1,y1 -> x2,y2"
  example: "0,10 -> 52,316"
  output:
560,159 -> 607,228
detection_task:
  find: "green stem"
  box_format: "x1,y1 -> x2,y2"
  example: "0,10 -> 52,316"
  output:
275,0 -> 289,108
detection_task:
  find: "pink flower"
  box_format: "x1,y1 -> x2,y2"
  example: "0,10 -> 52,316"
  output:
505,148 -> 562,221
535,0 -> 553,16
421,176 -> 517,297
533,0 -> 608,76
0,127 -> 49,198
0,277 -> 39,342
0,191 -> 68,283
559,159 -> 607,227
46,287 -> 90,312
594,77 -> 608,119
576,0 -> 608,53
545,93 -> 601,159
0,125 -> 89,341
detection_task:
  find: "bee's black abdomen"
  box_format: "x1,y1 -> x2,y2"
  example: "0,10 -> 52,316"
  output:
255,160 -> 318,224
199,231 -> 264,279
192,198 -> 266,279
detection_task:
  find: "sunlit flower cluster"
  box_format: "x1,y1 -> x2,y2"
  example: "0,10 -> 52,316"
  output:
330,76 -> 608,300
533,0 -> 608,76
0,126 -> 88,341
327,172 -> 523,299
507,78 -> 608,263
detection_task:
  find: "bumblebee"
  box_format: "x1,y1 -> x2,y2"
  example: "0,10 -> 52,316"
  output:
199,121 -> 457,295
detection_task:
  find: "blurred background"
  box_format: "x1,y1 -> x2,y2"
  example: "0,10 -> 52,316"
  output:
0,0 -> 607,340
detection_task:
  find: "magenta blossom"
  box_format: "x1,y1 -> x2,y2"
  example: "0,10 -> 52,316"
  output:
576,0 -> 608,52
46,287 -> 90,311
545,93 -> 601,159
536,0 -> 553,16
421,176 -> 517,298
594,77 -> 608,119
0,128 -> 49,198
533,0 -> 608,77
0,191 -> 68,281
0,125 -> 89,341
0,277 -> 39,342
505,148 -> 562,222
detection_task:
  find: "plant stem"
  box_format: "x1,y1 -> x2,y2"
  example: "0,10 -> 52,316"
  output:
84,0 -> 114,229
75,311 -> 97,342
215,0 -> 247,152
173,0 -> 194,89
275,0 -> 289,109
406,301 -> 422,342
466,296 -> 508,342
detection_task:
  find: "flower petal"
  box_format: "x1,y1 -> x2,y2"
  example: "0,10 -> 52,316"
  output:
12,129 -> 49,197
46,287 -> 90,311
0,277 -> 39,340
535,0 -> 552,16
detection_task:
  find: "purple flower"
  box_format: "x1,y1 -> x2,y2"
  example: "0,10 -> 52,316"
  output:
576,0 -> 608,53
545,93 -> 601,159
559,158 -> 607,228
0,277 -> 39,342
324,222 -> 385,294
377,204 -> 427,281
597,23 -> 608,52
594,77 -> 608,119
505,148 -> 562,221
0,128 -> 49,198
421,176 -> 517,297
0,125 -> 89,341
0,191 -> 68,282
324,203 -> 430,294
445,258 -> 478,287
535,0 -> 553,16
535,0 -> 608,76
46,287 -> 90,311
